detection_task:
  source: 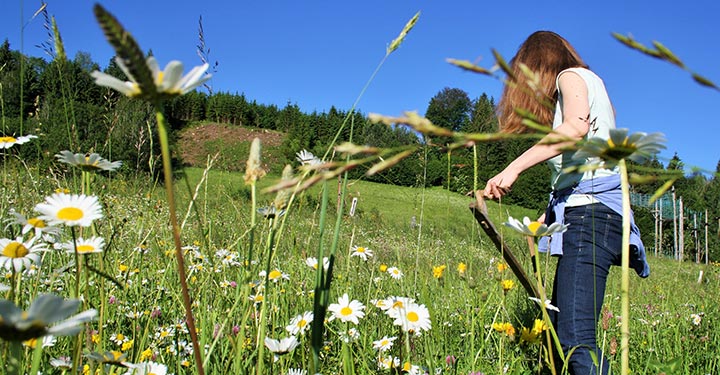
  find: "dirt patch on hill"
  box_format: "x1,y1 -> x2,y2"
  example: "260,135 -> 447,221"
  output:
178,123 -> 285,168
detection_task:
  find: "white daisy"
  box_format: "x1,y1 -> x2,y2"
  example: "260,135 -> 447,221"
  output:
376,296 -> 416,317
0,294 -> 97,341
9,210 -> 61,239
262,268 -> 290,282
392,302 -> 432,333
0,134 -> 37,149
341,327 -> 360,343
504,216 -> 568,237
377,356 -> 400,370
305,257 -> 329,271
35,193 -> 103,227
528,297 -> 560,312
327,293 -> 365,324
55,151 -> 123,172
264,335 -> 299,355
123,361 -> 167,375
295,150 -> 322,166
286,311 -> 313,335
387,266 -> 404,280
50,356 -> 73,369
287,369 -> 307,375
350,245 -> 373,261
372,335 -> 397,352
62,236 -> 105,255
91,56 -> 210,99
0,236 -> 45,272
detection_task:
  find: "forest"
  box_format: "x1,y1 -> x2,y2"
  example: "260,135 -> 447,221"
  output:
2,39 -> 719,260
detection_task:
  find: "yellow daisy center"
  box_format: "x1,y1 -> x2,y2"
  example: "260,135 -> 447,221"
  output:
156,71 -> 165,85
356,247 -> 365,253
0,136 -> 17,143
268,270 -> 282,279
3,242 -> 29,258
392,301 -> 404,309
76,244 -> 95,253
27,218 -> 46,228
24,338 -> 38,348
527,221 -> 542,235
407,311 -> 419,322
340,306 -> 353,316
298,319 -> 307,328
57,207 -> 84,221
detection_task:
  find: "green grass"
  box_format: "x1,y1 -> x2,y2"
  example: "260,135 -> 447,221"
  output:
1,157 -> 716,374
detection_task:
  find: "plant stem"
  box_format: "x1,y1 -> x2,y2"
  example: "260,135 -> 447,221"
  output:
155,106 -> 205,375
619,159 -> 631,375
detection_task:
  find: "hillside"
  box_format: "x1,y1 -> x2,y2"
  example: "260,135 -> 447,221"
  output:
177,123 -> 286,171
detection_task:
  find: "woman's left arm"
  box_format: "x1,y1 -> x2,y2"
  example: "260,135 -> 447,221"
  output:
483,71 -> 592,199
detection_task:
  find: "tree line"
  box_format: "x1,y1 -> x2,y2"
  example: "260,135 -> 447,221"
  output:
2,40 -> 719,259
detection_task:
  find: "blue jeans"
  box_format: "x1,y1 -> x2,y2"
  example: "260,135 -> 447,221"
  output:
550,203 -> 622,375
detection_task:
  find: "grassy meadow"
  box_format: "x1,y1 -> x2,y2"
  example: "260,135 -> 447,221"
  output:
0,150 -> 718,375
2,5 -> 718,375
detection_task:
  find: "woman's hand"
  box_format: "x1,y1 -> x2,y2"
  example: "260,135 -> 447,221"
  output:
482,169 -> 519,200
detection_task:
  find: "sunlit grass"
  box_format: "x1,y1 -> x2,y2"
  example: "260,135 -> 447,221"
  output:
0,157 -> 718,374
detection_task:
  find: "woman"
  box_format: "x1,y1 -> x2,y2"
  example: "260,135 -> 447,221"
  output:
482,31 -> 649,374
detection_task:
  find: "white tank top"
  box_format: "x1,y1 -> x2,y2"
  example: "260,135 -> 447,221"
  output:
546,67 -> 619,206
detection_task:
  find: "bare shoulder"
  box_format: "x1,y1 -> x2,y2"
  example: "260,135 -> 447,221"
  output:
558,70 -> 588,96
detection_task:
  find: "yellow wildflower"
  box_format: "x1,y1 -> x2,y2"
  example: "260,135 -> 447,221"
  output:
432,265 -> 447,279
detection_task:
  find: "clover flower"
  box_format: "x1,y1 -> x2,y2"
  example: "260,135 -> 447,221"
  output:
55,150 -> 123,172
0,294 -> 97,341
0,134 -> 37,149
504,216 -> 568,237
573,128 -> 666,168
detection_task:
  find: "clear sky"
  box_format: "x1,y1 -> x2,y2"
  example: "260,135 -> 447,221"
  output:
3,0 -> 719,175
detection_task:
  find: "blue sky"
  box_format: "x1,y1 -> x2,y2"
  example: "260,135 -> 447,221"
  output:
3,0 -> 719,175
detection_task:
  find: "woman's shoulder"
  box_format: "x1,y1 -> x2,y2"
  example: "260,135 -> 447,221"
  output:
558,67 -> 599,80
556,67 -> 604,91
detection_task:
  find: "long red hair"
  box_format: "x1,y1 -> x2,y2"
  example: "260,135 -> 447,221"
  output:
497,31 -> 588,134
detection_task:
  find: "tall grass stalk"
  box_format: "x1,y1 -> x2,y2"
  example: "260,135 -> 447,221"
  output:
619,159 -> 631,375
154,106 -> 205,375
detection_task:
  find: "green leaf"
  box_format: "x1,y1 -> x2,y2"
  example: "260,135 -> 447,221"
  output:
652,41 -> 685,68
692,73 -> 720,90
93,3 -> 156,98
612,32 -> 662,58
446,58 -> 493,75
492,48 -> 515,81
648,178 -> 676,204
